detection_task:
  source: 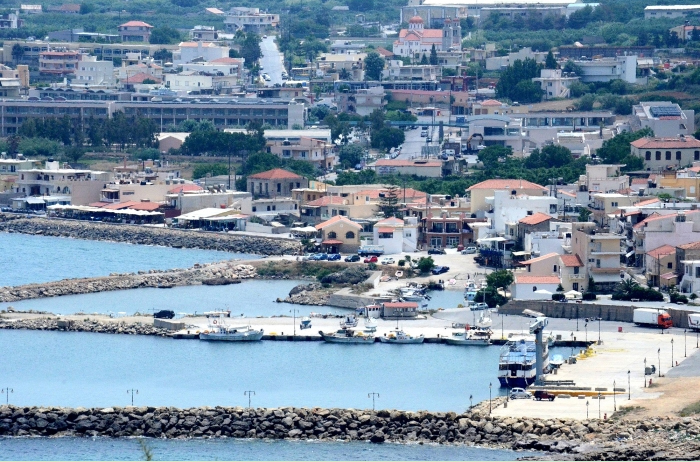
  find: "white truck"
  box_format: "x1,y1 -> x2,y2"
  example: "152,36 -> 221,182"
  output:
633,308 -> 673,329
688,313 -> 700,331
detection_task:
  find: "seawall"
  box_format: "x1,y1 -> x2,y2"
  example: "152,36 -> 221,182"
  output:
0,262 -> 256,303
0,404 -> 698,459
0,214 -> 301,256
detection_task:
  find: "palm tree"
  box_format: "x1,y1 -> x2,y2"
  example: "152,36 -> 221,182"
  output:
616,278 -> 639,298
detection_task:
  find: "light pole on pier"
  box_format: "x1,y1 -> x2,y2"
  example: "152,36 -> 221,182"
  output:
489,382 -> 492,414
671,338 -> 674,367
586,400 -> 589,419
658,348 -> 661,377
368,392 -> 380,411
469,394 -> 473,410
1,388 -> 12,405
598,392 -> 602,419
244,390 -> 256,409
613,380 -> 616,412
127,389 -> 138,406
290,309 -> 299,339
627,370 -> 631,400
644,357 -> 647,387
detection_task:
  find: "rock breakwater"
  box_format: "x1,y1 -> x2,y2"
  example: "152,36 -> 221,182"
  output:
0,404 -> 698,459
0,263 -> 256,302
0,214 -> 301,255
0,318 -> 170,336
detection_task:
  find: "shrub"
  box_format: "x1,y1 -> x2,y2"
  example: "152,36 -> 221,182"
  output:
552,293 -> 566,302
398,260 -> 405,267
582,292 -> 597,301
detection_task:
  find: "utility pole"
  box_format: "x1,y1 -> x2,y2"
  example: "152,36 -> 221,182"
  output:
368,392 -> 380,411
244,390 -> 256,409
127,389 -> 138,406
1,388 -> 12,404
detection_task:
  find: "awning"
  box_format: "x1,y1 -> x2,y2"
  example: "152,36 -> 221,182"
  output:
322,239 -> 343,245
25,197 -> 45,204
377,227 -> 394,233
512,251 -> 532,256
661,272 -> 678,280
534,289 -> 552,295
477,237 -> 507,243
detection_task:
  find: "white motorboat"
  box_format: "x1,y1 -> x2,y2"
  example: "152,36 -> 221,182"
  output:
199,317 -> 264,342
379,328 -> 424,344
445,329 -> 492,346
340,314 -> 359,328
476,312 -> 493,329
363,317 -> 377,333
203,310 -> 231,318
318,329 -> 375,344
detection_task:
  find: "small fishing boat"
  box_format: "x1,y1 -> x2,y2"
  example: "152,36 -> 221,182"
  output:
203,310 -> 231,318
379,328 -> 424,344
318,329 -> 375,344
199,317 -> 264,342
445,329 -> 492,346
363,317 -> 377,333
299,317 -> 312,330
340,314 -> 358,328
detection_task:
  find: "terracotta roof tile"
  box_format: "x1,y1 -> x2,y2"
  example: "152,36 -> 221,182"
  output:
647,244 -> 676,258
520,252 -> 559,265
560,254 -> 583,267
376,217 -> 404,226
120,21 -> 153,28
383,302 -> 419,308
467,179 -> 547,191
514,275 -> 561,284
631,136 -> 700,149
315,215 -> 362,230
128,202 -> 162,211
518,212 -> 553,225
678,240 -> 700,250
248,168 -> 303,180
168,184 -> 203,194
635,198 -> 660,206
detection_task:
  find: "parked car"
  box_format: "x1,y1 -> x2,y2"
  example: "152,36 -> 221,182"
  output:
440,153 -> 449,160
344,254 -> 360,262
431,265 -> 449,275
420,130 -> 428,137
380,257 -> 395,265
421,126 -> 429,130
510,388 -> 532,400
153,310 -> 175,319
472,302 -> 489,310
533,390 -> 556,401
428,248 -> 446,255
462,246 -> 477,254
327,254 -> 341,261
426,136 -> 432,142
364,256 -> 378,263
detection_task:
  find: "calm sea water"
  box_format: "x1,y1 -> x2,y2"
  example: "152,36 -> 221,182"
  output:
0,233 -> 256,287
1,329 -> 509,411
0,437 -> 538,461
0,280 -> 346,317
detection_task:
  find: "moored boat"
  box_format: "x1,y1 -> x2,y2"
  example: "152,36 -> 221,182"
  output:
498,335 -> 550,388
379,328 -> 424,344
318,329 -> 375,343
199,317 -> 263,342
340,314 -> 359,328
445,329 -> 492,346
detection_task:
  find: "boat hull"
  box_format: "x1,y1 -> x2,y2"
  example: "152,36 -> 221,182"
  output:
319,332 -> 375,343
445,338 -> 492,346
498,376 -> 536,388
199,331 -> 264,341
379,336 -> 425,344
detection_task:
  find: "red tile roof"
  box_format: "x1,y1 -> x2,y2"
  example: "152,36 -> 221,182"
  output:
480,99 -> 503,106
467,179 -> 547,191
518,212 -> 553,225
376,47 -> 394,57
376,217 -> 404,226
102,201 -> 139,210
635,198 -> 661,207
514,275 -> 561,284
678,240 -> 700,250
647,244 -> 676,259
377,227 -> 395,233
315,215 -> 362,230
88,201 -> 110,208
520,252 -> 559,265
322,239 -> 343,245
120,21 -> 153,28
124,72 -> 162,84
631,178 -> 648,185
560,254 -> 584,267
210,57 -> 242,64
128,202 -> 162,211
383,302 -> 419,309
631,136 -> 700,149
168,184 -> 204,194
248,168 -> 303,180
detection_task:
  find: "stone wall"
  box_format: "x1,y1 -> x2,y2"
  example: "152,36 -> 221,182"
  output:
0,214 -> 301,255
0,404 -> 698,460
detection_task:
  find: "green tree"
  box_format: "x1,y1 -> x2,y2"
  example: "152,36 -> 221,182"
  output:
525,145 -> 574,169
338,144 -> 364,169
429,44 -> 438,65
578,208 -> 592,222
575,94 -> 596,111
11,44 -> 24,64
240,33 -> 262,69
545,50 -> 557,69
562,60 -> 583,76
420,54 -> 428,65
416,256 -> 435,273
153,49 -> 173,62
596,128 -> 653,168
79,3 -> 94,14
192,163 -> 229,179
364,51 -> 385,81
371,127 -> 405,151
64,146 -> 85,164
495,58 -> 543,103
378,184 -> 401,217
486,269 -> 514,291
149,27 -> 182,45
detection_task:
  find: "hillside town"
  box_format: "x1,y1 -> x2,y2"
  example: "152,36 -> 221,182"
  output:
2,0 -> 700,460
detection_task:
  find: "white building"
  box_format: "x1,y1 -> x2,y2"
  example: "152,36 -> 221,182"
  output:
393,16 -> 460,59
74,56 -> 115,87
644,5 -> 700,19
485,47 -> 549,71
175,42 -> 230,65
533,68 -> 579,99
631,136 -> 700,170
631,101 -> 695,138
165,72 -> 214,92
680,259 -> 700,294
570,56 -> 637,84
523,221 -> 572,256
224,7 -> 279,33
487,189 -> 558,236
372,216 -> 419,254
383,61 -> 439,81
581,164 -> 629,195
510,275 -> 561,300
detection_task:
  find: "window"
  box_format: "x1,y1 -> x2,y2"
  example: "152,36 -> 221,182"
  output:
696,267 -> 700,278
611,202 -> 618,207
266,206 -> 271,211
646,151 -> 651,160
252,206 -> 256,212
596,259 -> 601,268
553,265 -> 558,272
573,282 -> 579,291
668,262 -> 673,269
532,286 -> 537,292
276,183 -> 281,193
666,151 -> 671,160
676,151 -> 682,160
573,267 -> 579,275
550,204 -> 557,213
656,151 -> 661,160
345,231 -> 355,239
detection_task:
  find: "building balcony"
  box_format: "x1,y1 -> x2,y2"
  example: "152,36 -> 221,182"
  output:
567,273 -> 585,280
590,250 -> 624,256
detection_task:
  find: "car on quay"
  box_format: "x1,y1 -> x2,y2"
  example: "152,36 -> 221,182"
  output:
153,310 -> 175,319
327,254 -> 341,261
472,302 -> 489,310
510,388 -> 532,400
344,254 -> 361,262
533,390 -> 556,401
431,265 -> 449,275
364,256 -> 378,263
428,248 -> 446,255
462,246 -> 477,254
380,257 -> 395,265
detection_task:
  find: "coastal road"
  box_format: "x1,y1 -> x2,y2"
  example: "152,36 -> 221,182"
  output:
259,35 -> 285,87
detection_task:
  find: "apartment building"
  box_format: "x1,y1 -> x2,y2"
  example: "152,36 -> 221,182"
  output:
75,56 -> 115,86
421,211 -> 482,249
630,102 -> 695,137
39,51 -> 82,75
645,5 -> 700,19
224,7 -> 279,33
466,179 -> 548,215
646,244 -> 676,288
631,136 -> 700,171
247,168 -> 308,199
570,55 -> 637,84
372,216 -> 419,254
335,86 -> 386,116
533,69 -> 580,99
487,190 -> 558,237
176,42 -> 230,65
572,222 -> 624,291
267,137 -> 335,171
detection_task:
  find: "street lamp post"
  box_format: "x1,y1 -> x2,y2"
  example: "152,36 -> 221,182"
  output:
244,390 -> 256,409
469,394 -> 473,410
671,338 -> 674,367
627,370 -> 631,400
685,329 -> 687,357
586,400 -> 589,419
1,388 -> 12,404
570,332 -> 574,357
290,309 -> 299,339
598,317 -> 601,344
585,322 -> 588,343
598,392 -> 602,419
489,382 -> 492,414
644,357 -> 647,387
127,389 -> 138,406
658,348 -> 661,377
368,392 -> 380,411
499,305 -> 503,339
613,380 -> 616,411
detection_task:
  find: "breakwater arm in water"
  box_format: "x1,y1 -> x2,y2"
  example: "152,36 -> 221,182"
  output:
0,262 -> 256,302
0,214 -> 301,255
0,404 -> 698,460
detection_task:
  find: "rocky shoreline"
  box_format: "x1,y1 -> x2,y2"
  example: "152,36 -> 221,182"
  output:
0,318 -> 171,336
0,214 -> 301,255
0,404 -> 698,459
0,263 -> 257,303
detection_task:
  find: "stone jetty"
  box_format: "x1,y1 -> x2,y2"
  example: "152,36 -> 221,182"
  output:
0,214 -> 301,255
0,404 -> 698,459
0,317 -> 171,336
0,262 -> 257,302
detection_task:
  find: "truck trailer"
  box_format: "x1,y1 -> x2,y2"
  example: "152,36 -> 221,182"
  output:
633,308 -> 673,329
